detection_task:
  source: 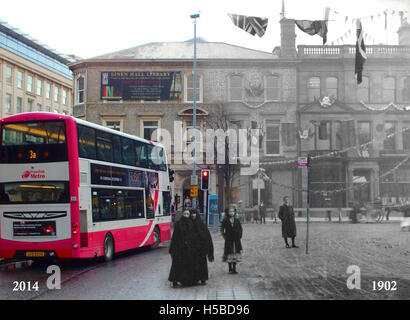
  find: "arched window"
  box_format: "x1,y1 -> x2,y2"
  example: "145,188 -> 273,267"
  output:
357,76 -> 369,102
307,77 -> 320,101
265,75 -> 280,100
229,75 -> 243,101
325,77 -> 338,99
382,77 -> 395,102
400,76 -> 410,102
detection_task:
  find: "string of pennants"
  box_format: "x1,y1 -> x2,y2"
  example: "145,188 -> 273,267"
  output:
328,8 -> 408,26
259,126 -> 410,167
262,155 -> 410,195
328,8 -> 408,45
330,27 -> 377,45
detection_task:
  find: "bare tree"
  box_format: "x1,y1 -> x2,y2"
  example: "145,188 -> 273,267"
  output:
203,104 -> 241,212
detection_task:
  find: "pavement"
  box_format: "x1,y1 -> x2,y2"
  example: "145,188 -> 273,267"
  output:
1,218 -> 409,300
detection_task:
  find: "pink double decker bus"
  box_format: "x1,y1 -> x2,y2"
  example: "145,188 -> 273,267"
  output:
0,112 -> 172,261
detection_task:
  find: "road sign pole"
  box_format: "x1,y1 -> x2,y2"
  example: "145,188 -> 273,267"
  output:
306,153 -> 311,254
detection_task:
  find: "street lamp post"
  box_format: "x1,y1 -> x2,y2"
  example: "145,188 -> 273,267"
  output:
190,13 -> 200,210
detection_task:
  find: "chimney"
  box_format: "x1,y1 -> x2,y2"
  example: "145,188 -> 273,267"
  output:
397,19 -> 410,46
280,18 -> 296,58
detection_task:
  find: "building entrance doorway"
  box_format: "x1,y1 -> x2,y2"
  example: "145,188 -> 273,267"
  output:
353,169 -> 372,204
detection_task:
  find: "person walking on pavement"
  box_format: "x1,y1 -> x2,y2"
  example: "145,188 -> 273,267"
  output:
236,200 -> 245,223
221,207 -> 243,274
278,196 -> 298,248
190,209 -> 214,285
168,210 -> 195,287
260,201 -> 266,224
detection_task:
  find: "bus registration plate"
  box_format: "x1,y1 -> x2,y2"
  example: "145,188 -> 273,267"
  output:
25,251 -> 45,257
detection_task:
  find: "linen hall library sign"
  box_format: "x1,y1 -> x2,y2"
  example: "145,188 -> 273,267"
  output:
101,71 -> 182,101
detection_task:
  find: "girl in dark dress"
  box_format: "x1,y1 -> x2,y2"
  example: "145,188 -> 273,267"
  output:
190,209 -> 214,285
168,210 -> 195,287
220,207 -> 243,274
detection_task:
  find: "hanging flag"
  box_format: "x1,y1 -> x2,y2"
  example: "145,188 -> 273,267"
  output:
384,10 -> 388,29
355,19 -> 367,84
228,13 -> 269,37
295,20 -> 328,44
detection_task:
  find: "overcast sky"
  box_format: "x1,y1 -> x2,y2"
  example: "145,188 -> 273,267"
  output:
1,0 -> 409,59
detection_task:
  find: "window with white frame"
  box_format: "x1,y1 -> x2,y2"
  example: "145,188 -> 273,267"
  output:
16,97 -> 22,113
54,86 -> 59,102
400,76 -> 410,102
63,89 -> 67,105
27,75 -> 33,92
185,74 -> 202,103
265,120 -> 280,155
383,77 -> 395,102
17,71 -> 23,89
6,66 -> 12,84
77,77 -> 84,104
6,93 -> 12,113
307,77 -> 321,101
103,117 -> 123,132
265,75 -> 279,100
27,99 -> 33,112
37,79 -> 42,96
229,75 -> 243,101
46,106 -> 51,112
184,119 -> 202,153
46,82 -> 51,99
357,76 -> 370,102
36,103 -> 42,112
325,77 -> 338,99
141,119 -> 160,141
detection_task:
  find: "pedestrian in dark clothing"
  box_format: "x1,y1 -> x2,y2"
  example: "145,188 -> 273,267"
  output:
260,201 -> 266,224
278,196 -> 298,248
190,209 -> 214,285
168,210 -> 195,287
220,207 -> 243,274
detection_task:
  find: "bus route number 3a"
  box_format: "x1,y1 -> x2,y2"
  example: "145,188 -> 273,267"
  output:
29,149 -> 37,159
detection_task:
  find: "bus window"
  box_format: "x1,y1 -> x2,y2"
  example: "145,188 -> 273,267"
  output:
147,145 -> 167,171
163,191 -> 171,216
92,188 -> 145,222
1,120 -> 67,163
112,135 -> 122,164
0,181 -> 70,204
122,137 -> 135,166
135,141 -> 147,168
96,130 -> 113,162
78,125 -> 96,159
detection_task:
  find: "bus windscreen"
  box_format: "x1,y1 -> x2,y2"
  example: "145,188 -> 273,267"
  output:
0,120 -> 68,163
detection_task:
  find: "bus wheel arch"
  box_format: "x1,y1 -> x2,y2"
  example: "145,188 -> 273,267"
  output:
151,226 -> 161,249
103,232 -> 115,262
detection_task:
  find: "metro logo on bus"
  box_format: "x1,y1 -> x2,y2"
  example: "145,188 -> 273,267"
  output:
21,169 -> 46,179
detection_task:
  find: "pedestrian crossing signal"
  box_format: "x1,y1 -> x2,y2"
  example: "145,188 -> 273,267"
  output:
201,170 -> 209,190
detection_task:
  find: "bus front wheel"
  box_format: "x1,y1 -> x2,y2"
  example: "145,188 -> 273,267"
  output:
103,233 -> 114,262
151,227 -> 160,249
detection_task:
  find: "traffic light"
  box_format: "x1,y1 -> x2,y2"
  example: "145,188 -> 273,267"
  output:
169,168 -> 175,182
201,169 -> 210,190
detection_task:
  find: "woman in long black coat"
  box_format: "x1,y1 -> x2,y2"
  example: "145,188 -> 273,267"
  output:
168,210 -> 195,287
220,207 -> 243,274
278,196 -> 298,248
190,209 -> 214,285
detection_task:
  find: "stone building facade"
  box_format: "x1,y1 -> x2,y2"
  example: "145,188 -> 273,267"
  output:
0,21 -> 74,118
69,18 -> 410,213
